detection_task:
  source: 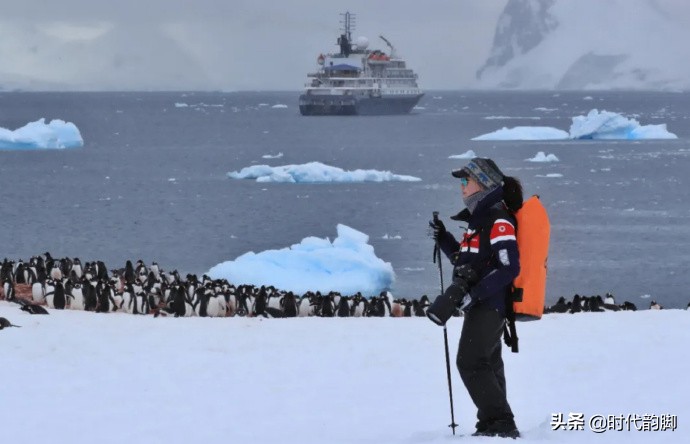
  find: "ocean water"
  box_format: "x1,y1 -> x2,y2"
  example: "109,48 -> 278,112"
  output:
1,90 -> 689,308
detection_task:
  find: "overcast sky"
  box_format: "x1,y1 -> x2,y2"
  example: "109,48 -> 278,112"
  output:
2,0 -> 689,91
0,0 -> 508,91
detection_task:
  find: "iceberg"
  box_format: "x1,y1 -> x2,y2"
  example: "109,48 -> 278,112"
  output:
448,149 -> 477,159
208,224 -> 395,296
473,126 -> 569,141
0,118 -> 84,150
526,152 -> 559,162
227,161 -> 421,183
569,109 -> 677,140
473,109 -> 677,141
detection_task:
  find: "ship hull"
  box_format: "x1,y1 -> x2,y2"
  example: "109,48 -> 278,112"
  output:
299,94 -> 424,116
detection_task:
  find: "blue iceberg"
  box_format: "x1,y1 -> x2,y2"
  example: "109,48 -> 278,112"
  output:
208,224 -> 395,296
473,109 -> 677,141
0,118 -> 84,150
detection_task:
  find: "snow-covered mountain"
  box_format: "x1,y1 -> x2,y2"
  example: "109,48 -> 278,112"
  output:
477,0 -> 690,90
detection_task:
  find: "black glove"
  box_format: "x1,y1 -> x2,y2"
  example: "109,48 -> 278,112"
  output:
453,264 -> 478,286
428,219 -> 446,241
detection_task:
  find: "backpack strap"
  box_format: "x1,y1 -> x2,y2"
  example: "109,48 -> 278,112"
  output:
503,295 -> 519,353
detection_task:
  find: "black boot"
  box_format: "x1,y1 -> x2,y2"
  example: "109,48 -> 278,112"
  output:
473,418 -> 520,439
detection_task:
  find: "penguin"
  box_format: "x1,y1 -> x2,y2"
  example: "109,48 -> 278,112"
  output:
71,258 -> 83,279
297,293 -> 313,317
350,293 -> 367,317
205,292 -> 227,317
252,287 -> 268,317
45,281 -> 66,309
14,260 -> 27,284
319,293 -> 335,318
69,282 -> 86,310
20,303 -> 49,315
391,297 -> 404,317
650,300 -> 663,310
50,262 -> 63,280
31,280 -> 45,303
3,278 -> 15,301
412,299 -> 425,317
150,262 -> 161,281
550,296 -> 569,313
124,260 -> 135,284
82,280 -> 98,311
569,294 -> 582,314
281,292 -> 299,318
620,301 -> 637,311
0,317 -> 22,329
336,295 -> 351,317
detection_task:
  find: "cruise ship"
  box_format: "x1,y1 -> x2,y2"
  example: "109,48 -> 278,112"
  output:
299,12 -> 424,116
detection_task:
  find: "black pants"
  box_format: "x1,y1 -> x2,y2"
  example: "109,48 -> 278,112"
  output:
456,305 -> 514,423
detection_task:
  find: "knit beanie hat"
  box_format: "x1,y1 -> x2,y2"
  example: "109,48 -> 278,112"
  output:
451,157 -> 504,189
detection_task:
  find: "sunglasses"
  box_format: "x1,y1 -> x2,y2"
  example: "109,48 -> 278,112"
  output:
459,177 -> 469,187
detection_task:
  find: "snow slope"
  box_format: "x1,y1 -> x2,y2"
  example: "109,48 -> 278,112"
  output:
1,301 -> 687,444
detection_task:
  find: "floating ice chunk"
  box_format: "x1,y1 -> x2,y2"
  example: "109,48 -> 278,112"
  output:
449,150 -> 476,159
227,161 -> 421,183
271,104 -> 288,109
208,224 -> 395,295
526,152 -> 560,162
472,127 -> 569,141
0,118 -> 84,150
569,109 -> 677,140
174,103 -> 189,108
262,152 -> 284,159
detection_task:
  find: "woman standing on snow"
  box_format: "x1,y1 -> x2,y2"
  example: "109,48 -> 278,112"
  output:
427,157 -> 522,439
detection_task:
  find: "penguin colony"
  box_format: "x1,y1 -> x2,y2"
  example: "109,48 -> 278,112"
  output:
1,254 -> 428,318
0,254 -> 683,320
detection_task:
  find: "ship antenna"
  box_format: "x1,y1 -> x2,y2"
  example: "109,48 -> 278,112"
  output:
340,11 -> 356,42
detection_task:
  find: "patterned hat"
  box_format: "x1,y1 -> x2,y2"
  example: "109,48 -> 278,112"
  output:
451,157 -> 504,189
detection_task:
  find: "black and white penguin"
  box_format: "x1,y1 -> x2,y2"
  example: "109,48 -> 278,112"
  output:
71,258 -> 83,279
50,262 -> 63,280
252,287 -> 268,317
319,293 -> 335,318
69,282 -> 86,310
336,295 -> 351,317
31,280 -> 45,303
350,293 -> 367,317
650,300 -> 663,310
280,292 -> 299,318
2,278 -> 15,301
569,294 -> 582,314
550,296 -> 569,313
620,301 -> 637,311
45,281 -> 66,309
124,260 -> 135,284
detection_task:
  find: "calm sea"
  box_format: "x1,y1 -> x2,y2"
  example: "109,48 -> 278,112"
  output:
1,90 -> 690,308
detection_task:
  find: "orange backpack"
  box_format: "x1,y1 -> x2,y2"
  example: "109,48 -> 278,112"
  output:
504,195 -> 551,352
512,195 -> 551,320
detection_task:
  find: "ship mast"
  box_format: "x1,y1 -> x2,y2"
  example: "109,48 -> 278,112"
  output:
337,11 -> 356,56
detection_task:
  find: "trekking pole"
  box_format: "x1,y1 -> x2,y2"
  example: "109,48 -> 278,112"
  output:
432,211 -> 458,435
